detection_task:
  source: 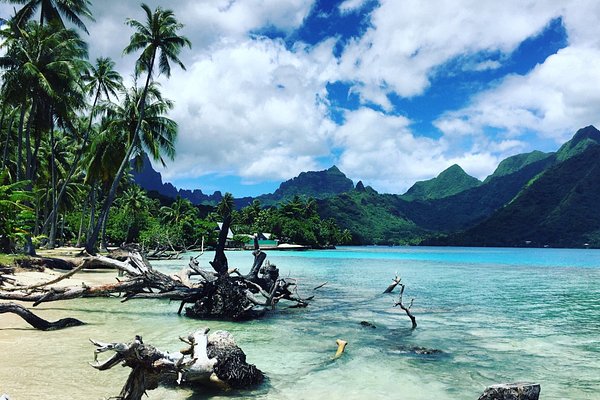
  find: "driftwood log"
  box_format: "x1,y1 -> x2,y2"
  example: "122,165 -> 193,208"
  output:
90,328 -> 264,400
0,302 -> 85,330
0,216 -> 312,320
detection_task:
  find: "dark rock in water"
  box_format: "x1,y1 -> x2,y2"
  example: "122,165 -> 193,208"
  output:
360,321 -> 376,329
477,382 -> 540,400
207,331 -> 265,388
393,345 -> 444,356
411,346 -> 443,355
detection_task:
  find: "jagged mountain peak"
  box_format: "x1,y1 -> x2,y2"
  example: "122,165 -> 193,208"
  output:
257,166 -> 355,204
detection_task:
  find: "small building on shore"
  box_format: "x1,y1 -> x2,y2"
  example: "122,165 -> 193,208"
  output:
243,233 -> 278,250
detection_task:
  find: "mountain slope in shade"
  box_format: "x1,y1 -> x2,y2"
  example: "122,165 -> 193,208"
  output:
402,164 -> 481,201
317,185 -> 429,245
483,150 -> 553,182
130,153 -> 178,198
396,152 -> 556,232
130,153 -> 253,207
431,143 -> 600,247
257,165 -> 355,205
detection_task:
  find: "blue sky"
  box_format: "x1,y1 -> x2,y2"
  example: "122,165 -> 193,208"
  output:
3,0 -> 600,197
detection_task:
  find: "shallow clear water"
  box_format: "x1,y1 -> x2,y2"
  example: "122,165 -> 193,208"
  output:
1,246 -> 600,399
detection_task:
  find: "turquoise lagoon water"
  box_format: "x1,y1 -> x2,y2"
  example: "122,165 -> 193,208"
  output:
1,246 -> 600,399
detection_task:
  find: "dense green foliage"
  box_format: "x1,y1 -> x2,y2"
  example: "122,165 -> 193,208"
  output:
0,2 -> 192,254
0,170 -> 33,252
233,196 -> 351,248
402,164 -> 481,201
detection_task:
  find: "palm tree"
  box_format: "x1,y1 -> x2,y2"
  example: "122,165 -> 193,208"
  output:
85,82 -> 178,253
85,4 -> 190,253
42,57 -> 123,236
0,20 -> 87,252
3,0 -> 93,33
160,197 -> 194,225
120,185 -> 149,214
0,21 -> 88,181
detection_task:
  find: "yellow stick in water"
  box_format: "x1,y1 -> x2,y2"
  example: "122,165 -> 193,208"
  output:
334,339 -> 348,359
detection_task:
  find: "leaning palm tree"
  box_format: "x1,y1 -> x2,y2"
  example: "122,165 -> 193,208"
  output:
85,4 -> 189,253
85,82 -> 178,253
2,0 -> 93,33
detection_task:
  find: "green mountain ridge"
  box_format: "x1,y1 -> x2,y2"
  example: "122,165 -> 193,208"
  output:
402,164 -> 481,201
316,125 -> 600,247
483,150 -> 553,182
555,125 -> 600,162
317,187 -> 429,245
257,165 -> 355,205
430,142 -> 600,247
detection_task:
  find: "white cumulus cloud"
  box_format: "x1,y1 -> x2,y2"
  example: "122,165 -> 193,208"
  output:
336,0 -> 563,104
158,38 -> 336,183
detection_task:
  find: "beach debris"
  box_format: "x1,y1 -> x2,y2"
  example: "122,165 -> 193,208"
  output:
90,328 -> 263,400
0,265 -> 15,286
17,256 -> 75,271
0,225 -> 312,320
384,275 -> 417,329
360,321 -> 376,329
0,302 -> 85,330
477,382 -> 540,400
334,339 -> 348,359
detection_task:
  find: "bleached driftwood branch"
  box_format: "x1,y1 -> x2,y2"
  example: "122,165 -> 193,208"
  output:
90,328 -> 264,400
384,275 -> 417,329
0,243 -> 313,320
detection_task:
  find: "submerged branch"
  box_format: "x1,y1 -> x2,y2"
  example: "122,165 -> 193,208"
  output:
0,302 -> 85,330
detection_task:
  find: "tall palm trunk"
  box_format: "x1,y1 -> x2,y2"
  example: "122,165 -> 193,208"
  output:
85,140 -> 135,253
24,101 -> 36,182
42,87 -> 102,233
1,114 -> 15,170
75,190 -> 89,247
48,127 -> 58,248
87,184 -> 96,241
86,55 -> 155,254
100,208 -> 109,251
15,103 -> 26,181
0,106 -> 6,147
